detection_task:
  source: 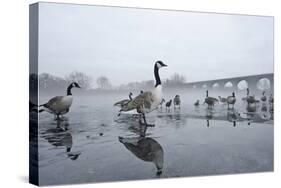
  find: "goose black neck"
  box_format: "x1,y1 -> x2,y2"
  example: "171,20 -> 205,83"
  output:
67,84 -> 73,95
154,64 -> 161,87
129,93 -> 133,100
206,90 -> 209,97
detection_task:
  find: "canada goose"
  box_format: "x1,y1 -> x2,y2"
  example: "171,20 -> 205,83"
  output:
269,94 -> 274,113
261,103 -> 268,112
119,136 -> 163,176
114,92 -> 133,107
247,102 -> 257,113
165,99 -> 172,110
218,96 -> 227,103
244,88 -> 256,104
204,90 -> 218,109
159,98 -> 165,109
227,111 -> 239,127
269,94 -> 274,104
261,91 -> 267,102
227,92 -> 236,109
173,95 -> 181,109
194,100 -> 200,106
118,61 -> 167,126
39,82 -> 81,119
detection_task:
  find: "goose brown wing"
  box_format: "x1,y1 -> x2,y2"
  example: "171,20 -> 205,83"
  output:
114,99 -> 130,107
44,96 -> 64,109
128,92 -> 153,110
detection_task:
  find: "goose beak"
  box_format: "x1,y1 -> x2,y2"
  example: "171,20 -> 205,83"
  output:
162,63 -> 168,67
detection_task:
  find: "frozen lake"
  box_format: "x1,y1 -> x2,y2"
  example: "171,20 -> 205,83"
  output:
34,89 -> 273,185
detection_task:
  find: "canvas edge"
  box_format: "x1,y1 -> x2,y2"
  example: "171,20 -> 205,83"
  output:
29,2 -> 40,186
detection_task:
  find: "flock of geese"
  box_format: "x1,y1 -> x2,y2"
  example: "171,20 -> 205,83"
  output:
33,60 -> 274,127
34,61 -> 168,127
30,60 -> 274,176
197,87 -> 274,114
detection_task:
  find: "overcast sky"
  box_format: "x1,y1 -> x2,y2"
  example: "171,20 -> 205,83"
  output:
38,2 -> 274,86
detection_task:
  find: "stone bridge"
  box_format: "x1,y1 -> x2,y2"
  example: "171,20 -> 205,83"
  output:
184,73 -> 274,92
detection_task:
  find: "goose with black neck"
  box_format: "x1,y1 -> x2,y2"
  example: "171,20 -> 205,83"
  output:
39,82 -> 81,120
117,60 -> 167,126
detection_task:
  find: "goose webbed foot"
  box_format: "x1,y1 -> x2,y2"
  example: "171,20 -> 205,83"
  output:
146,123 -> 155,127
139,113 -> 155,127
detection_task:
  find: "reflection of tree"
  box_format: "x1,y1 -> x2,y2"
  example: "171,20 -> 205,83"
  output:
65,71 -> 92,89
96,76 -> 112,90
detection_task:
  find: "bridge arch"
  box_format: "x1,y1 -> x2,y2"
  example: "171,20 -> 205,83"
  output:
224,81 -> 233,88
257,78 -> 271,90
212,82 -> 220,89
237,80 -> 248,90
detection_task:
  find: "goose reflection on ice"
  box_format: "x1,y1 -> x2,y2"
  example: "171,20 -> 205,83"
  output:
118,136 -> 164,176
205,109 -> 214,127
41,120 -> 81,160
118,121 -> 163,175
227,110 -> 241,127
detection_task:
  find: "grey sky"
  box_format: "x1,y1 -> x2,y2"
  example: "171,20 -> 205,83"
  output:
38,2 -> 274,86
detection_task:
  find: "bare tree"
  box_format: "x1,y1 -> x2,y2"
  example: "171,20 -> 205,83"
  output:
165,73 -> 186,87
96,76 -> 112,90
65,71 -> 93,89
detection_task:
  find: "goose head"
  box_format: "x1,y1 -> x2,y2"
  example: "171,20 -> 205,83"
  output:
67,82 -> 81,95
155,60 -> 167,69
154,60 -> 167,87
71,82 -> 81,88
232,92 -> 235,97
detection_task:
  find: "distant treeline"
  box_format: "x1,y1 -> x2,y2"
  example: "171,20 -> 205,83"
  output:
29,71 -> 187,93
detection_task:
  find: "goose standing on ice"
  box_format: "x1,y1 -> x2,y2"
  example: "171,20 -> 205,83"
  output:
39,82 -> 81,119
227,92 -> 236,109
159,98 -> 165,109
173,95 -> 181,109
218,96 -> 227,104
204,90 -> 218,109
114,92 -> 134,116
113,92 -> 133,116
243,88 -> 256,104
165,99 -> 172,110
269,94 -> 274,104
261,91 -> 267,102
119,61 -> 167,126
114,92 -> 133,107
194,100 -> 200,106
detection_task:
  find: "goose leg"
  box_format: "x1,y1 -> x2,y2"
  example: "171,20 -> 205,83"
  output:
139,114 -> 144,124
142,113 -> 155,127
139,124 -> 147,137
